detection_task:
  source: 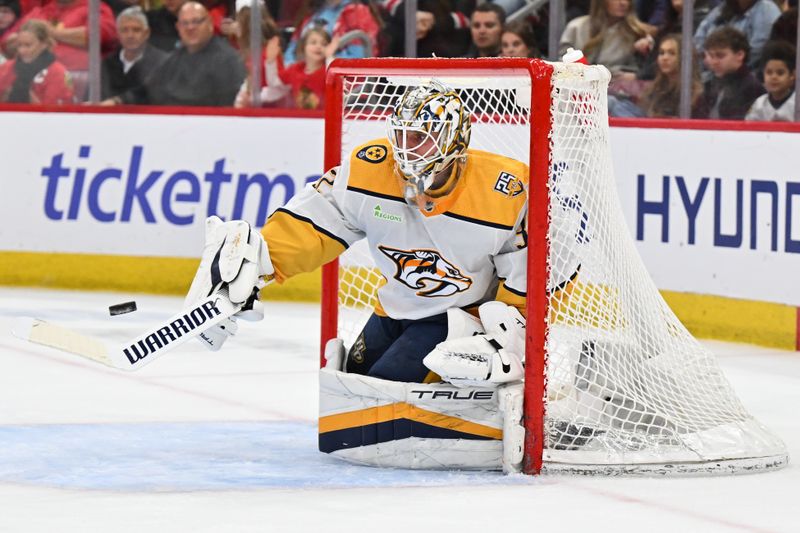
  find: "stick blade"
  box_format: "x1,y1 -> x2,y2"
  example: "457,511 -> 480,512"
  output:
11,317 -> 116,368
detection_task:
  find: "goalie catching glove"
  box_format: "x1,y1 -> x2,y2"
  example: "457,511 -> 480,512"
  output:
184,216 -> 275,351
423,301 -> 525,387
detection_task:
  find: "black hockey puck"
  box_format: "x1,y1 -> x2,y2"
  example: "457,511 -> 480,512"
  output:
109,301 -> 137,316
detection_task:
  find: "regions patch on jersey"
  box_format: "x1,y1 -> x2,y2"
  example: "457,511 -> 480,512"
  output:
357,145 -> 388,164
493,171 -> 525,198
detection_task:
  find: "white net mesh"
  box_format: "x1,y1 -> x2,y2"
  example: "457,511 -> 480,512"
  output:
330,61 -> 786,473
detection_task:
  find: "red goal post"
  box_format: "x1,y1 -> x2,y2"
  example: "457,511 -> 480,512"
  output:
318,57 -> 787,476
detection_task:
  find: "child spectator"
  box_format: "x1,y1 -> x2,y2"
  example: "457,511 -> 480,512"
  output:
0,19 -> 73,103
500,19 -> 540,58
746,40 -> 796,121
266,25 -> 332,109
695,26 -> 765,119
639,33 -> 703,117
694,0 -> 780,71
284,0 -> 381,65
233,0 -> 290,107
559,0 -> 652,75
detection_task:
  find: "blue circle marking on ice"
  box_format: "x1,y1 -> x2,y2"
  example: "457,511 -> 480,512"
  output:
0,422 -> 536,491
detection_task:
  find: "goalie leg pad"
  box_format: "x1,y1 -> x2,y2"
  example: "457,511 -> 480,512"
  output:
319,368 -> 523,470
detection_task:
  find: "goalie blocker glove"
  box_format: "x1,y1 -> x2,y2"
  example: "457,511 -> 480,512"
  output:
423,302 -> 525,387
184,216 -> 275,351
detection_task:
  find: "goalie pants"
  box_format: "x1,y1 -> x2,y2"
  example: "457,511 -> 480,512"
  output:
345,312 -> 448,382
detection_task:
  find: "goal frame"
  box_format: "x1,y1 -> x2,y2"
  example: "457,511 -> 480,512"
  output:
320,57 -> 552,475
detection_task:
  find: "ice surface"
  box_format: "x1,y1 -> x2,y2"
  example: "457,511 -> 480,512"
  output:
0,287 -> 798,532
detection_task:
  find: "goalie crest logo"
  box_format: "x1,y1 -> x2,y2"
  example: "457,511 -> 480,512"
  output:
379,246 -> 472,297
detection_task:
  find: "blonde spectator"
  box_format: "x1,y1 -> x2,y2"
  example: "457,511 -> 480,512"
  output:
559,0 -> 652,75
0,19 -> 73,104
9,0 -> 118,71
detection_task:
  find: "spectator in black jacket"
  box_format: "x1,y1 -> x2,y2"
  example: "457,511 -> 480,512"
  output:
101,7 -> 166,101
695,26 -> 765,119
146,0 -> 186,51
112,2 -> 246,106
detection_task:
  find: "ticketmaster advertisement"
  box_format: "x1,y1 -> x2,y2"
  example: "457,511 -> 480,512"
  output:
0,111 -> 798,307
0,112 -> 323,257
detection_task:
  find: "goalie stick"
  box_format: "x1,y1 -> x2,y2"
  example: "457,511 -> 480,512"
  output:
11,293 -> 241,371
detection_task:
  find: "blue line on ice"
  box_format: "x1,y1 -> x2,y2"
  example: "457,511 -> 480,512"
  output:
0,422 -> 535,491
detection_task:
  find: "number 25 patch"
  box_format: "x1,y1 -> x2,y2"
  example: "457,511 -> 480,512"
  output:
494,172 -> 524,197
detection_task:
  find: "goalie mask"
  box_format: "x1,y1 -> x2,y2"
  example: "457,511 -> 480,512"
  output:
387,80 -> 472,213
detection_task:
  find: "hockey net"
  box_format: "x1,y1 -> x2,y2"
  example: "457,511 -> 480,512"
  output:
320,58 -> 787,475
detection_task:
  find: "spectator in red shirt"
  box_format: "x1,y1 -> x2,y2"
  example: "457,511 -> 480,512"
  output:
0,19 -> 73,103
7,0 -> 117,71
268,25 -> 332,109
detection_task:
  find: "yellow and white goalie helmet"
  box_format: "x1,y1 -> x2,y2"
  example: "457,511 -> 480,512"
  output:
387,80 -> 472,212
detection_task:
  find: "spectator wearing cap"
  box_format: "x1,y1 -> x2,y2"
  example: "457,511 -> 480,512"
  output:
146,0 -> 185,51
109,2 -> 245,106
101,6 -> 166,101
10,0 -> 118,71
463,2 -> 505,57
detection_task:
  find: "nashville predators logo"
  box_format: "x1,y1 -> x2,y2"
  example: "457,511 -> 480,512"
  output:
357,145 -> 388,164
379,246 -> 472,297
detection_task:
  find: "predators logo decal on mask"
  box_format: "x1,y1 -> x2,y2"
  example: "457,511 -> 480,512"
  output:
379,246 -> 472,297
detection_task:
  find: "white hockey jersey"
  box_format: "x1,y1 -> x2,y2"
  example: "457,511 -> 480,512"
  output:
745,91 -> 795,122
262,138 -> 530,320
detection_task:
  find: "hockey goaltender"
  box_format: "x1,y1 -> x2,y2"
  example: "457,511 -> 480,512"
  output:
183,81 -> 574,472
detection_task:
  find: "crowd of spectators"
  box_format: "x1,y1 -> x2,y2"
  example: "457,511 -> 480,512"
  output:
0,0 -> 795,121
